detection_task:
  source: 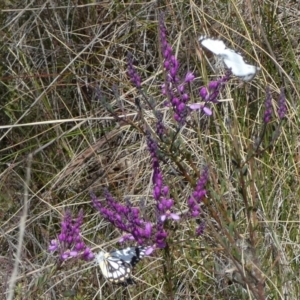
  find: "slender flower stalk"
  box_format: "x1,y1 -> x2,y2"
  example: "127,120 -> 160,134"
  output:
155,110 -> 166,139
127,52 -> 142,89
159,13 -> 195,125
146,132 -> 180,248
278,87 -> 287,119
127,52 -> 166,137
263,86 -> 273,123
196,222 -> 206,236
187,167 -> 209,235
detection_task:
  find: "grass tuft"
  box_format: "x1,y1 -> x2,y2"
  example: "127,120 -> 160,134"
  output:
1,1 -> 300,299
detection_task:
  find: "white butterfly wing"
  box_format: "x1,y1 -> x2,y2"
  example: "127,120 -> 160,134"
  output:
199,36 -> 226,55
221,49 -> 258,78
96,251 -> 131,283
111,246 -> 146,266
220,49 -> 246,65
224,59 -> 259,80
96,247 -> 147,285
199,36 -> 260,81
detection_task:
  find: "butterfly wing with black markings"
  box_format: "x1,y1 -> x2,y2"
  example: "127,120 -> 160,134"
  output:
96,246 -> 147,285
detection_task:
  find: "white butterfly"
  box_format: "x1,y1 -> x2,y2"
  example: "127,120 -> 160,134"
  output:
199,36 -> 260,81
95,246 -> 147,285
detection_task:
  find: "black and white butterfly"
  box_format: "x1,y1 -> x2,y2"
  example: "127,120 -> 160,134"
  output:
95,246 -> 147,285
199,36 -> 260,81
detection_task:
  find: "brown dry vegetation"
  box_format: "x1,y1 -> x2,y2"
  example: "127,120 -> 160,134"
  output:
1,1 -> 300,299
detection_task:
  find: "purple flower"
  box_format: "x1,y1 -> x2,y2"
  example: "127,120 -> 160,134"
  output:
157,198 -> 180,222
278,87 -> 287,119
160,211 -> 180,222
187,167 -> 209,235
199,87 -> 208,100
187,70 -> 231,116
119,234 -> 136,243
263,86 -> 273,123
200,70 -> 231,103
155,110 -> 165,138
196,222 -> 206,236
187,103 -> 213,116
127,52 -> 142,88
48,239 -> 58,252
155,222 -> 168,248
185,71 -> 195,83
147,134 -> 179,224
145,246 -> 155,255
158,13 -> 195,125
82,247 -> 94,261
91,190 -> 153,246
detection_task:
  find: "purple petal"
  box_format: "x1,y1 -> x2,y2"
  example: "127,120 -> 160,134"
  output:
199,87 -> 208,99
208,81 -> 219,90
144,223 -> 152,237
165,199 -> 174,209
170,213 -> 180,220
171,97 -> 180,106
69,250 -> 78,257
61,252 -> 70,260
162,186 -> 169,196
145,246 -> 155,255
160,214 -> 167,222
185,71 -> 195,83
58,233 -> 66,242
48,240 -> 58,252
182,94 -> 189,102
82,248 -> 95,261
203,106 -> 212,116
178,84 -> 184,93
188,103 -> 203,110
177,102 -> 185,113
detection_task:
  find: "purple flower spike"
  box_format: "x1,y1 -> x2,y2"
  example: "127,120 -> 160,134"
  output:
196,222 -> 206,236
278,87 -> 287,119
91,190 -> 153,246
127,52 -> 142,88
155,110 -> 165,138
147,133 -> 179,226
263,86 -> 273,123
49,209 -> 93,262
158,13 -> 194,125
187,167 -> 209,235
155,222 -> 168,248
